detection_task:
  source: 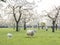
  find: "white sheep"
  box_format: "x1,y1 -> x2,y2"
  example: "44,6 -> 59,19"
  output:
26,30 -> 36,37
7,33 -> 12,39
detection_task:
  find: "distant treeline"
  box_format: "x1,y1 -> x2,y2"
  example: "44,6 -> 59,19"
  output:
0,25 -> 60,29
0,26 -> 8,28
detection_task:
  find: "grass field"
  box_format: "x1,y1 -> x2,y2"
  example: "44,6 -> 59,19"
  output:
0,28 -> 60,45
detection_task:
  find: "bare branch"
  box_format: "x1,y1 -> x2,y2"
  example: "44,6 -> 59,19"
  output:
18,6 -> 22,22
12,6 -> 17,22
43,10 -> 53,20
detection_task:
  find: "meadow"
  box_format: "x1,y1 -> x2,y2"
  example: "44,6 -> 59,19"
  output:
0,28 -> 60,45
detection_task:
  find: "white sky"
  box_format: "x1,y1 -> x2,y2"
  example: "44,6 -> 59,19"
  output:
27,0 -> 60,14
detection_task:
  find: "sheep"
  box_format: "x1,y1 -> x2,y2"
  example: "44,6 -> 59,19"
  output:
7,33 -> 12,39
26,30 -> 36,37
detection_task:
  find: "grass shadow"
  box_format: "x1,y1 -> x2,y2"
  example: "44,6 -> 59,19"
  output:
25,36 -> 36,38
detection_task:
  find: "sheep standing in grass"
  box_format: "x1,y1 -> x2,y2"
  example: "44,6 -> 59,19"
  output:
7,33 -> 12,38
26,30 -> 36,37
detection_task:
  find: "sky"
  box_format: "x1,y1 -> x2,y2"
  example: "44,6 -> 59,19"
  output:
27,0 -> 60,14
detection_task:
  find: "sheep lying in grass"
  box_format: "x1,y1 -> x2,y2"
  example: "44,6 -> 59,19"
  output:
7,33 -> 12,38
26,30 -> 36,37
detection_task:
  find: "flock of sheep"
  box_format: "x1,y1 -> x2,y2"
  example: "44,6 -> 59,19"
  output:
7,30 -> 37,38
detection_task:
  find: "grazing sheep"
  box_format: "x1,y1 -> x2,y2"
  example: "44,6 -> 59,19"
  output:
7,33 -> 12,38
26,30 -> 36,37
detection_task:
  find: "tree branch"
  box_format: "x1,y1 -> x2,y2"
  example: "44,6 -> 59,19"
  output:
18,6 -> 22,22
54,9 -> 59,21
13,6 -> 17,22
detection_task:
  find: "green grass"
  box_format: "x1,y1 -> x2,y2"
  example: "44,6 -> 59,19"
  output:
0,28 -> 60,45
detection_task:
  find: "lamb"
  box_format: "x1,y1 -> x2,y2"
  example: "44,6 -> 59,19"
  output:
7,33 -> 12,39
26,30 -> 36,37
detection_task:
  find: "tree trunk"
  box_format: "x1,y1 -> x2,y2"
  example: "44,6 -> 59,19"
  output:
24,21 -> 26,30
16,22 -> 19,32
56,24 -> 58,30
52,21 -> 55,32
41,26 -> 44,29
38,23 -> 40,29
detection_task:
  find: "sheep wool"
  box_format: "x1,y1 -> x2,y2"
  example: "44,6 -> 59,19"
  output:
7,33 -> 12,39
26,30 -> 36,37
